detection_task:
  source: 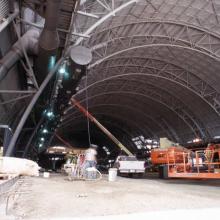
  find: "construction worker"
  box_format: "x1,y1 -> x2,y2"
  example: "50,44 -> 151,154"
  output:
82,144 -> 98,177
205,143 -> 215,162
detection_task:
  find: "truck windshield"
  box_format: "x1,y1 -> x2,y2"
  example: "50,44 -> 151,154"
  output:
119,156 -> 137,161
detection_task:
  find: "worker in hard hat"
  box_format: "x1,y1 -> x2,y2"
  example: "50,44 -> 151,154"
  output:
82,144 -> 98,177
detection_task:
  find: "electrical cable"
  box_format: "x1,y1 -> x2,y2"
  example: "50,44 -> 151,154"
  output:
85,168 -> 102,181
85,68 -> 91,146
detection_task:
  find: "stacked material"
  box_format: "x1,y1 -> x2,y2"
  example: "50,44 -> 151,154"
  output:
0,157 -> 40,176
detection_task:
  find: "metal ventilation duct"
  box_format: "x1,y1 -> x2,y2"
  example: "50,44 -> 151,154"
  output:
35,0 -> 61,85
0,0 -> 9,22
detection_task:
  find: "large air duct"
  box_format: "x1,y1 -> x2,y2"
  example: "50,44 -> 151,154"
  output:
0,28 -> 40,81
0,0 -> 61,84
35,0 -> 61,85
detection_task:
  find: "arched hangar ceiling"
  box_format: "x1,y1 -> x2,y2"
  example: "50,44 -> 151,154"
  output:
60,0 -> 220,144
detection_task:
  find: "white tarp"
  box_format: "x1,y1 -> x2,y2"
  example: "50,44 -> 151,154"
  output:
0,157 -> 40,176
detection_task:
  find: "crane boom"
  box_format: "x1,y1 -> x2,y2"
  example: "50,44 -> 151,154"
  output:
55,133 -> 74,149
70,98 -> 133,156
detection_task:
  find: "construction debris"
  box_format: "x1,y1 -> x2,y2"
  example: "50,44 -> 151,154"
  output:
0,157 -> 40,177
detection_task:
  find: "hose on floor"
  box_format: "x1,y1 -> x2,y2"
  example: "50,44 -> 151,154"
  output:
85,168 -> 102,181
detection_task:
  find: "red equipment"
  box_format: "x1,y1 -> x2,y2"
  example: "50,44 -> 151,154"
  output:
151,144 -> 220,179
70,98 -> 133,156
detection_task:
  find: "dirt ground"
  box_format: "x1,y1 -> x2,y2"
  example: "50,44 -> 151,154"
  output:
8,173 -> 220,219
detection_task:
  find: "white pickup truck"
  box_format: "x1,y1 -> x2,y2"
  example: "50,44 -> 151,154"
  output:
114,156 -> 145,177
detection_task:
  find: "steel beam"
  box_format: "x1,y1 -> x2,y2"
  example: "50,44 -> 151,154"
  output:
5,53 -> 66,156
77,11 -> 99,19
75,0 -> 138,45
0,90 -> 36,94
67,91 -> 203,138
0,94 -> 32,105
84,63 -> 220,118
61,110 -> 156,139
62,102 -> 176,141
0,8 -> 19,33
77,77 -> 209,138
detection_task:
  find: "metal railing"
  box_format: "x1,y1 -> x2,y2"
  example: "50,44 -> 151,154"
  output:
166,149 -> 220,175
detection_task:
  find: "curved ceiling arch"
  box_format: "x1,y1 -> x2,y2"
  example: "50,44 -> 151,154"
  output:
63,102 -> 170,137
62,110 -> 156,139
68,113 -> 150,143
90,56 -> 219,91
78,0 -> 220,47
75,0 -> 138,45
70,0 -> 220,144
76,78 -> 210,138
89,37 -> 220,67
67,106 -> 182,143
68,91 -> 201,138
88,20 -> 220,42
65,116 -> 139,152
78,70 -> 220,119
63,102 -> 178,141
79,92 -> 201,137
89,44 -> 220,69
62,118 -> 137,153
65,110 -> 156,139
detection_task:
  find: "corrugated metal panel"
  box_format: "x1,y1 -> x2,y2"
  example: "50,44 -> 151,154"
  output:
0,0 -> 9,22
58,0 -> 78,47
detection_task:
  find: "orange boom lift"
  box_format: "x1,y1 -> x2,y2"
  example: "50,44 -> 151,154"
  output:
151,144 -> 220,179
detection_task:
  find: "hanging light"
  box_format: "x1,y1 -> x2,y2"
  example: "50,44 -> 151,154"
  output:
40,137 -> 45,142
48,56 -> 56,71
44,109 -> 55,120
47,111 -> 53,117
42,128 -> 48,134
58,61 -> 69,79
193,138 -> 202,143
58,66 -> 66,74
39,143 -> 43,148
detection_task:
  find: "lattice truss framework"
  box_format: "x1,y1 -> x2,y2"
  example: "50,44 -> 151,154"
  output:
58,0 -> 220,144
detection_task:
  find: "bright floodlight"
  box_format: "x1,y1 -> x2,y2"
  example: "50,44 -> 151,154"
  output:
59,66 -> 66,74
42,129 -> 48,134
45,110 -> 54,119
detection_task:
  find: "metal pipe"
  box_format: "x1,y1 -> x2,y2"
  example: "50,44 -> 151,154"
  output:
22,117 -> 44,158
5,53 -> 66,156
0,28 -> 40,82
0,90 -> 36,94
9,0 -> 15,13
75,0 -> 138,45
20,19 -> 90,38
44,0 -> 60,32
0,125 -> 13,133
12,20 -> 39,89
0,125 -> 13,156
35,0 -> 61,85
6,45 -> 92,157
0,8 -> 18,33
0,94 -> 32,105
77,10 -> 99,19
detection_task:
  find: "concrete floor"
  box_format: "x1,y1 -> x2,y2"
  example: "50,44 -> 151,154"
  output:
6,173 -> 220,219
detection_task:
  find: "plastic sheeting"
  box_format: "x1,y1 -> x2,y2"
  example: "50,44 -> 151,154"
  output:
0,157 -> 40,176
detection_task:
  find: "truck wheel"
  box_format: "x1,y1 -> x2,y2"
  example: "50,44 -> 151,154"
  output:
137,173 -> 144,178
128,173 -> 133,178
